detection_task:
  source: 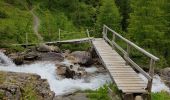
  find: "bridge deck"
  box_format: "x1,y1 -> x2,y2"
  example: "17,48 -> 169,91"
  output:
92,38 -> 147,93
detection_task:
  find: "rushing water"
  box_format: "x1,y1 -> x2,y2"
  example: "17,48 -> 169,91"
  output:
0,52 -> 169,95
138,73 -> 170,93
0,52 -> 111,95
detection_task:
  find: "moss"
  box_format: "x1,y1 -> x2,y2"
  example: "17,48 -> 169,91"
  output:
0,91 -> 4,100
0,72 -> 6,84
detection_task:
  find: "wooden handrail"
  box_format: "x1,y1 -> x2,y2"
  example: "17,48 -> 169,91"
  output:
102,25 -> 159,93
104,35 -> 152,81
103,25 -> 159,61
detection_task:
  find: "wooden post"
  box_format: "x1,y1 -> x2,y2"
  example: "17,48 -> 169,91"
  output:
112,34 -> 115,41
26,32 -> 28,48
86,29 -> 90,38
147,58 -> 155,100
127,43 -> 130,57
58,28 -> 61,41
102,25 -> 106,38
125,43 -> 130,65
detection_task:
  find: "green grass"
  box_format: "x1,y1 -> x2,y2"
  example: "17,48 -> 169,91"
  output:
0,72 -> 6,84
151,91 -> 170,100
86,84 -> 121,100
0,0 -> 38,48
22,83 -> 39,100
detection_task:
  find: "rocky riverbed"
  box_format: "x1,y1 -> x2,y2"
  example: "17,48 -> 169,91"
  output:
0,44 -> 170,99
0,44 -> 112,99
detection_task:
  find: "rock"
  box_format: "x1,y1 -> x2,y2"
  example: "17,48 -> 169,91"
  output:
37,44 -> 60,52
24,51 -> 38,60
65,67 -> 76,79
56,64 -> 67,75
161,68 -> 170,77
161,67 -> 170,87
0,72 -> 54,100
69,51 -> 92,66
0,49 -> 6,53
48,46 -> 60,52
9,53 -> 24,65
39,52 -> 64,61
63,50 -> 71,58
55,64 -> 87,79
0,84 -> 22,100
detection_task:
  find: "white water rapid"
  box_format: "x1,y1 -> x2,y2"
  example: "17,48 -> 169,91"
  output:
0,52 -> 169,95
0,52 -> 111,95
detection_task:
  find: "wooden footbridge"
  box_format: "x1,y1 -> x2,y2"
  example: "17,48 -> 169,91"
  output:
92,25 -> 159,100
13,25 -> 159,99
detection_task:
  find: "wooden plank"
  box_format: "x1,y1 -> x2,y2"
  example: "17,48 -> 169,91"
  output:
109,70 -> 135,73
114,78 -> 144,81
122,89 -> 146,93
117,84 -> 146,87
115,80 -> 145,84
119,87 -> 146,90
111,74 -> 138,77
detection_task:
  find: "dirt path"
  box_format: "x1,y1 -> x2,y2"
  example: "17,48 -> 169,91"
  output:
30,9 -> 43,41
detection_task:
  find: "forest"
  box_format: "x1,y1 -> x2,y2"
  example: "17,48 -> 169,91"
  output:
0,0 -> 170,99
0,0 -> 170,69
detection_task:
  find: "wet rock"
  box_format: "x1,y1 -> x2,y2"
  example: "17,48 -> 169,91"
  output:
0,84 -> 22,100
0,58 -> 5,65
161,67 -> 170,87
56,64 -> 67,75
0,72 -> 54,100
39,52 -> 64,61
9,53 -> 24,65
55,64 -> 87,79
37,44 -> 60,52
0,49 -> 6,53
69,51 -> 92,66
24,51 -> 38,60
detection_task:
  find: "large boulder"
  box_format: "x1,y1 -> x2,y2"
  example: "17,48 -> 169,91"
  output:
0,85 -> 22,100
56,64 -> 67,75
55,64 -> 87,79
9,53 -> 24,65
69,51 -> 92,66
39,52 -> 64,61
161,67 -> 170,78
161,67 -> 170,87
36,44 -> 60,52
24,51 -> 38,60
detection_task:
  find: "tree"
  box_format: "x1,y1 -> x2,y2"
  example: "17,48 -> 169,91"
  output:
96,0 -> 121,36
115,0 -> 131,32
128,0 -> 168,68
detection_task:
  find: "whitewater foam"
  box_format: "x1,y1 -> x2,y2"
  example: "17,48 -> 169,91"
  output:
0,52 -> 15,66
138,73 -> 170,93
0,61 -> 111,95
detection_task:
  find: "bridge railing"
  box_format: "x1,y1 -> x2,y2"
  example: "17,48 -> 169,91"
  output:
102,25 -> 159,93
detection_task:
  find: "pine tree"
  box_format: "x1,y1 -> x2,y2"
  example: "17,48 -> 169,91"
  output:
128,0 -> 168,68
96,0 -> 121,35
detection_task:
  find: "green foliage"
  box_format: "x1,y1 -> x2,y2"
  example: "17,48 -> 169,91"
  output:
22,83 -> 39,100
115,0 -> 130,32
60,43 -> 91,51
96,0 -> 121,37
86,84 -> 121,100
0,1 -> 38,48
152,91 -> 170,100
0,72 -> 5,84
127,0 -> 170,68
